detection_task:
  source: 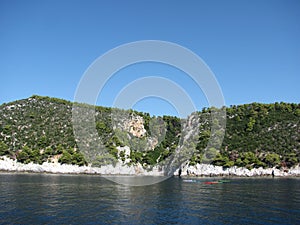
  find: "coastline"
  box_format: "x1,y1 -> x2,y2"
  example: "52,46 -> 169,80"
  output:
1,156 -> 300,177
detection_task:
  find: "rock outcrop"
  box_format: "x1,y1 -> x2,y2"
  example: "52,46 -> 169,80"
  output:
124,115 -> 146,138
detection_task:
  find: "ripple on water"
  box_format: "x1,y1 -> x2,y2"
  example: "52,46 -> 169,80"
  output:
0,174 -> 299,224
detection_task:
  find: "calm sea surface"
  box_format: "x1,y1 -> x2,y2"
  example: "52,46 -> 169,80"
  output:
0,173 -> 299,225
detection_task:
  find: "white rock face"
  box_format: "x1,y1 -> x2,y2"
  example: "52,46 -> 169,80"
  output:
1,156 -> 299,177
0,156 -> 164,176
117,146 -> 131,164
175,164 -> 300,177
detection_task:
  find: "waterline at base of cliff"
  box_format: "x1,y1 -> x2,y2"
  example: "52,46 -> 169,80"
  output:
1,156 -> 299,177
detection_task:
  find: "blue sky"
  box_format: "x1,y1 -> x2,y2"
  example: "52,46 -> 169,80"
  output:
1,0 -> 299,117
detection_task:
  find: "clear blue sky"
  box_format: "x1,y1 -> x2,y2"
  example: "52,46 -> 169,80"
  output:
1,0 -> 299,117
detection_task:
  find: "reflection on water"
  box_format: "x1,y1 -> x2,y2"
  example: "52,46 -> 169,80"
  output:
0,173 -> 299,224
104,175 -> 169,186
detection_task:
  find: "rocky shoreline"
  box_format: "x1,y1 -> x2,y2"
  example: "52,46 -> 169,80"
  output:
176,163 -> 300,177
1,156 -> 300,177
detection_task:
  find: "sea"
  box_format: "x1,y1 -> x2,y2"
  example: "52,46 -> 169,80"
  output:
0,173 -> 299,225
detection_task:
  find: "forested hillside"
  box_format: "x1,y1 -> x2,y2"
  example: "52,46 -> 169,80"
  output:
192,103 -> 300,169
0,95 -> 299,169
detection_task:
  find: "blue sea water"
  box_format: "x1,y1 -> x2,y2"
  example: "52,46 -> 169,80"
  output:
0,173 -> 299,224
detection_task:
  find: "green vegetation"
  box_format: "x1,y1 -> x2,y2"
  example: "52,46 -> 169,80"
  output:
58,148 -> 87,166
191,102 -> 300,169
0,96 -> 299,169
0,141 -> 11,156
